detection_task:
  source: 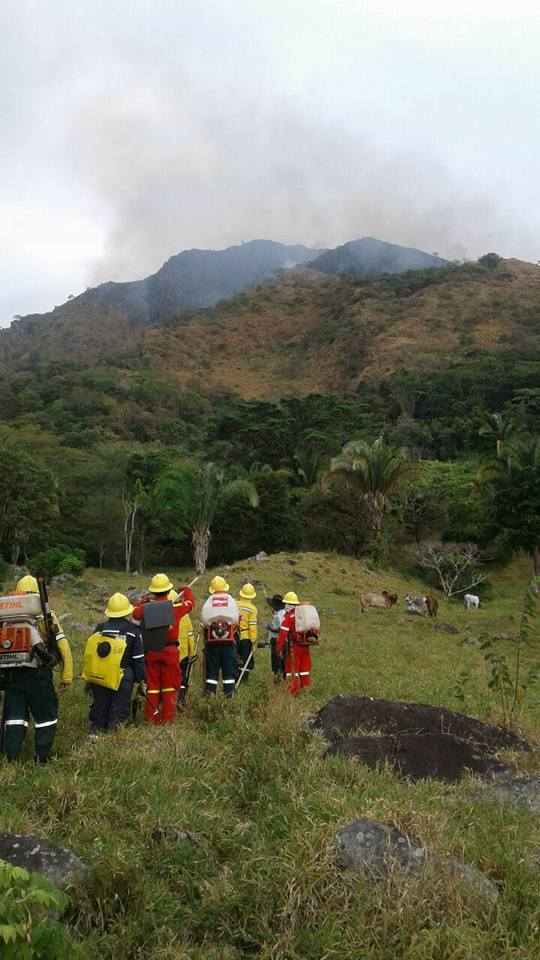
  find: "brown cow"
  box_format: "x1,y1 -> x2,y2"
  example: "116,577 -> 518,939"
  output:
360,590 -> 398,613
425,595 -> 438,619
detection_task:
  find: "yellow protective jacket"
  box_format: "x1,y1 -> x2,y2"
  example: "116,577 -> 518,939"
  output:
38,611 -> 73,684
237,599 -> 258,645
178,612 -> 196,661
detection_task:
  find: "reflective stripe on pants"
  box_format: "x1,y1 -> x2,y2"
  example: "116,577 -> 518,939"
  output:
205,642 -> 236,697
284,645 -> 311,696
145,649 -> 181,724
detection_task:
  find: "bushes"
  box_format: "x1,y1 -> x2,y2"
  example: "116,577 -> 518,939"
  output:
28,546 -> 86,581
0,860 -> 73,959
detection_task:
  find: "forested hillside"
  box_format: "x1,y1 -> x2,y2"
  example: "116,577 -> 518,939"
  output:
0,253 -> 539,575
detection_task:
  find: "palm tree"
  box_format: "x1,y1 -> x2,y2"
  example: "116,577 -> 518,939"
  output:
323,438 -> 411,543
190,463 -> 259,574
478,411 -> 524,473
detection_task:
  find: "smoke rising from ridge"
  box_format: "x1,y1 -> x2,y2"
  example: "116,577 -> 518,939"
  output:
1,0 -> 539,320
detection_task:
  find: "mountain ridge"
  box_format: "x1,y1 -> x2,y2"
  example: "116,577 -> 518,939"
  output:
309,236 -> 449,276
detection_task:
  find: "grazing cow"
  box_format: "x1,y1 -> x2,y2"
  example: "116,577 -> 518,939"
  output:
464,594 -> 480,609
425,595 -> 438,619
360,590 -> 398,613
405,594 -> 438,619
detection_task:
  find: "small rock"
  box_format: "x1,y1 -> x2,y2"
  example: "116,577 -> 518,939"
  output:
286,558 -> 298,565
335,819 -> 497,899
292,571 -> 310,581
151,825 -> 198,847
461,632 -> 477,645
528,848 -> 540,872
471,775 -> 540,814
493,634 -> 516,642
434,622 -> 459,635
0,833 -> 85,890
255,551 -> 268,563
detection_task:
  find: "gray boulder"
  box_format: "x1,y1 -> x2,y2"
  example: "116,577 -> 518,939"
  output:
255,551 -> 268,563
471,775 -> 540,814
0,832 -> 85,889
434,622 -> 459,635
335,819 -> 497,899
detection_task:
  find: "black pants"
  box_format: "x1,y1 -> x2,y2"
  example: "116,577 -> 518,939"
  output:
270,639 -> 284,678
89,670 -> 134,732
2,668 -> 58,762
237,638 -> 254,684
205,643 -> 236,697
179,656 -> 190,704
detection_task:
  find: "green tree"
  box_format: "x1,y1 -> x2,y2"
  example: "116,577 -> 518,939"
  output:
490,437 -> 540,576
324,438 -> 411,549
190,463 -> 259,574
0,439 -> 58,563
478,410 -> 525,471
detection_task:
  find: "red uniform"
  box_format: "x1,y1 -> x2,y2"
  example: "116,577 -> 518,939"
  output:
133,587 -> 195,723
277,608 -> 311,695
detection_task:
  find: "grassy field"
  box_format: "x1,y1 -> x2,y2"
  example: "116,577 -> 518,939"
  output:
1,552 -> 539,959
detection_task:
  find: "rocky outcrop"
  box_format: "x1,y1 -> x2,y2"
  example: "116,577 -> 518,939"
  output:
335,819 -> 498,899
0,833 -> 85,889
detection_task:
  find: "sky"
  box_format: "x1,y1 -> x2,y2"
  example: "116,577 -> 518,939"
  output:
1,0 -> 539,324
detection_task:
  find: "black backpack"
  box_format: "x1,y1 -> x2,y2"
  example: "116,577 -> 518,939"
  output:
141,600 -> 175,653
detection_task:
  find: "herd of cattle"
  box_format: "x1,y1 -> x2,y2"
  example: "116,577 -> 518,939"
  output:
359,590 -> 481,617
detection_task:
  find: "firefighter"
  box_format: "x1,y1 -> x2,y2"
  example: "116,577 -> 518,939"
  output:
267,594 -> 286,682
236,583 -> 258,684
87,593 -> 146,738
203,575 -> 237,697
1,575 -> 73,763
276,591 -> 311,695
132,574 -> 195,723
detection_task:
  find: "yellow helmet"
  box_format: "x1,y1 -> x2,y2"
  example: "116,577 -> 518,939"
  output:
16,575 -> 38,594
149,573 -> 174,594
105,592 -> 134,619
239,582 -> 256,600
283,591 -> 299,605
209,575 -> 229,594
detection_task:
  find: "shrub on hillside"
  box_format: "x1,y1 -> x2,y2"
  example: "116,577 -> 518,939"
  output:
478,252 -> 502,269
28,545 -> 86,581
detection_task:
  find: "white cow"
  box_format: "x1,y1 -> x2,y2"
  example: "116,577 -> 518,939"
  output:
464,593 -> 480,609
405,594 -> 428,616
